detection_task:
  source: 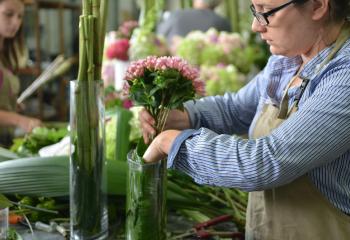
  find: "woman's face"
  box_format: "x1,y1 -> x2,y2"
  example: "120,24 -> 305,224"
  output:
251,0 -> 320,57
0,0 -> 24,39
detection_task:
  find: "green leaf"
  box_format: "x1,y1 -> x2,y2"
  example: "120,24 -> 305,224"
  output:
136,137 -> 148,158
0,193 -> 13,209
0,147 -> 19,162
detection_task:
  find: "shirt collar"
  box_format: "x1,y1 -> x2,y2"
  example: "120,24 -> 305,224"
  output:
299,37 -> 350,80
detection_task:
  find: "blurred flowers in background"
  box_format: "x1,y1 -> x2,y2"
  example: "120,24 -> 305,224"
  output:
173,28 -> 260,74
200,64 -> 246,96
106,38 -> 130,61
102,21 -> 139,91
116,20 -> 139,39
171,28 -> 271,95
128,31 -> 168,60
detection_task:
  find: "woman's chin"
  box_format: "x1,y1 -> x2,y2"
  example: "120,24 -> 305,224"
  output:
269,46 -> 293,57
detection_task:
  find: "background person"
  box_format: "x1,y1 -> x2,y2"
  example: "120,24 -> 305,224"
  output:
156,0 -> 231,44
0,0 -> 41,146
141,0 -> 350,239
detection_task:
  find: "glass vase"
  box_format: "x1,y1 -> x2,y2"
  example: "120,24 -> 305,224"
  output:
126,149 -> 167,240
70,80 -> 108,239
0,207 -> 8,240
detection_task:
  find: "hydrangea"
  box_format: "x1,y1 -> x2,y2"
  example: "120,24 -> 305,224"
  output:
123,56 -> 205,134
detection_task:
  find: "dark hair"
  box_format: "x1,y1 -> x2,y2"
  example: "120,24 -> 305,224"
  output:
328,0 -> 350,23
0,0 -> 25,71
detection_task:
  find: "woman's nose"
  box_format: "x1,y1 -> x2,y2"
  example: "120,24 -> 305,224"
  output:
251,18 -> 266,33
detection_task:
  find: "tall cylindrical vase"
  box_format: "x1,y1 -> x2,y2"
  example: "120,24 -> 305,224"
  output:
126,150 -> 167,240
0,207 -> 8,240
70,80 -> 108,240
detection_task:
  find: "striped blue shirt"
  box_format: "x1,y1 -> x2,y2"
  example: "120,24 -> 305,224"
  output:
168,38 -> 350,215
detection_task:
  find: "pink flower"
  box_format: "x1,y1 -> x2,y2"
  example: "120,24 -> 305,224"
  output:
117,20 -> 138,39
106,39 -> 130,61
102,62 -> 115,87
122,99 -> 133,109
123,56 -> 205,96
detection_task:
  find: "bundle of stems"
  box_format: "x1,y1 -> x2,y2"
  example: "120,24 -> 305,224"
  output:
70,0 -> 109,238
126,150 -> 167,240
0,155 -> 247,232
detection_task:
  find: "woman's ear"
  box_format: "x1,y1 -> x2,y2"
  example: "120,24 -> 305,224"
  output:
310,0 -> 330,21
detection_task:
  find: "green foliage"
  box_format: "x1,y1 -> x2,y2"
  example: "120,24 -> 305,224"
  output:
175,38 -> 204,66
201,65 -> 247,96
10,127 -> 68,156
129,0 -> 167,60
129,68 -> 195,119
6,228 -> 19,240
106,115 -> 117,160
174,28 -> 270,74
0,194 -> 13,209
200,45 -> 227,66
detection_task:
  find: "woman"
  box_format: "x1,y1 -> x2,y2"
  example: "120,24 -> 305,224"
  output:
140,0 -> 350,239
156,0 -> 231,44
0,0 -> 41,146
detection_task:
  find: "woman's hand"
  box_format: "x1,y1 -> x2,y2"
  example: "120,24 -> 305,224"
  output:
17,115 -> 42,133
143,130 -> 181,163
139,108 -> 191,144
139,108 -> 156,144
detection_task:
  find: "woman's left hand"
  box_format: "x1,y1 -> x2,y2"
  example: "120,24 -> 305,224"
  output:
143,130 -> 182,163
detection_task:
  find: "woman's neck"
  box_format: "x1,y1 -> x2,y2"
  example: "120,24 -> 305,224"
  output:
301,21 -> 345,65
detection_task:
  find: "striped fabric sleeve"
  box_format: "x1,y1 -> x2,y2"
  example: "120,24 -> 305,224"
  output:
184,69 -> 265,135
168,64 -> 350,192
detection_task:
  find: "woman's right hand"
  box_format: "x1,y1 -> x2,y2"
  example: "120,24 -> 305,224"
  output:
139,108 -> 191,144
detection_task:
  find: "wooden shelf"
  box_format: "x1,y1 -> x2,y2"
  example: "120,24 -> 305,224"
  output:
18,66 -> 41,76
25,0 -> 80,10
21,0 -> 80,120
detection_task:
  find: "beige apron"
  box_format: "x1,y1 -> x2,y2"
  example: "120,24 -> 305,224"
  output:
0,62 -> 20,146
245,25 -> 350,240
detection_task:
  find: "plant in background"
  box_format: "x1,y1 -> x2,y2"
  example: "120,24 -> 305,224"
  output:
104,20 -> 139,62
106,38 -> 130,61
124,55 -> 205,136
128,0 -> 168,60
174,28 -> 258,74
116,20 -> 139,39
201,64 -> 247,96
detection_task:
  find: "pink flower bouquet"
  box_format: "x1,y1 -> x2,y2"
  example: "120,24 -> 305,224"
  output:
124,56 -> 205,134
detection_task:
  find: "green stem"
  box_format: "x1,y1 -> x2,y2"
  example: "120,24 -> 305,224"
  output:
77,16 -> 87,82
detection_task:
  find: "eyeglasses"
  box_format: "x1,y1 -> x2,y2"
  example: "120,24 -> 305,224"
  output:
250,0 -> 305,26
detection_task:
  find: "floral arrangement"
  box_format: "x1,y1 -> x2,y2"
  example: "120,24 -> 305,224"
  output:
102,21 -> 139,89
128,31 -> 168,60
102,20 -> 168,90
116,20 -> 139,39
200,64 -> 247,96
106,38 -> 130,61
124,56 -> 205,135
174,28 -> 257,74
104,20 -> 139,62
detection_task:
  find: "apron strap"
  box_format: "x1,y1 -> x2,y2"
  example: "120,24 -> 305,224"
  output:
278,76 -> 297,119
